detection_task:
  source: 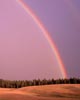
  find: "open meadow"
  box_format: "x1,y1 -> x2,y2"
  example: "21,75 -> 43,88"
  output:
0,84 -> 80,100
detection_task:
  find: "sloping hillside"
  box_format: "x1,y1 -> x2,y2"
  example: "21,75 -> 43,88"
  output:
0,84 -> 80,100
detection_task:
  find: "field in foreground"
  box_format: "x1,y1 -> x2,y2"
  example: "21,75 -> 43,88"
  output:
0,84 -> 80,100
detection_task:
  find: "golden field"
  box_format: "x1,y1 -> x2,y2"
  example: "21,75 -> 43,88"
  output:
0,84 -> 80,100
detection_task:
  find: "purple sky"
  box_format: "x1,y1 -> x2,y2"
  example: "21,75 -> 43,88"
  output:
23,0 -> 80,78
0,0 -> 80,80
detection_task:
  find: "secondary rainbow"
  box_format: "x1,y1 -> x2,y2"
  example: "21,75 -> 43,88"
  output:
64,0 -> 80,21
16,0 -> 67,78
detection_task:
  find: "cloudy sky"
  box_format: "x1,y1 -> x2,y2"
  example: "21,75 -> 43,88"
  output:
0,0 -> 80,80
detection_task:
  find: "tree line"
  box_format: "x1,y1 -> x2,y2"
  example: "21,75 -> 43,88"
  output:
0,78 -> 80,88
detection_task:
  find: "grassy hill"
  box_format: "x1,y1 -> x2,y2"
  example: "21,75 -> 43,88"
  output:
0,84 -> 80,100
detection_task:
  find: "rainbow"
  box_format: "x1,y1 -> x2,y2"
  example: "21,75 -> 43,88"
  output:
64,0 -> 80,21
16,0 -> 67,78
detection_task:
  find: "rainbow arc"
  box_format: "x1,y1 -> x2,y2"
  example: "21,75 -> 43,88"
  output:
16,0 -> 67,78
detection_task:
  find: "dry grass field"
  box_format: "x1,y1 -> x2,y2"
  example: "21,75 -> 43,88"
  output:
0,84 -> 80,100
